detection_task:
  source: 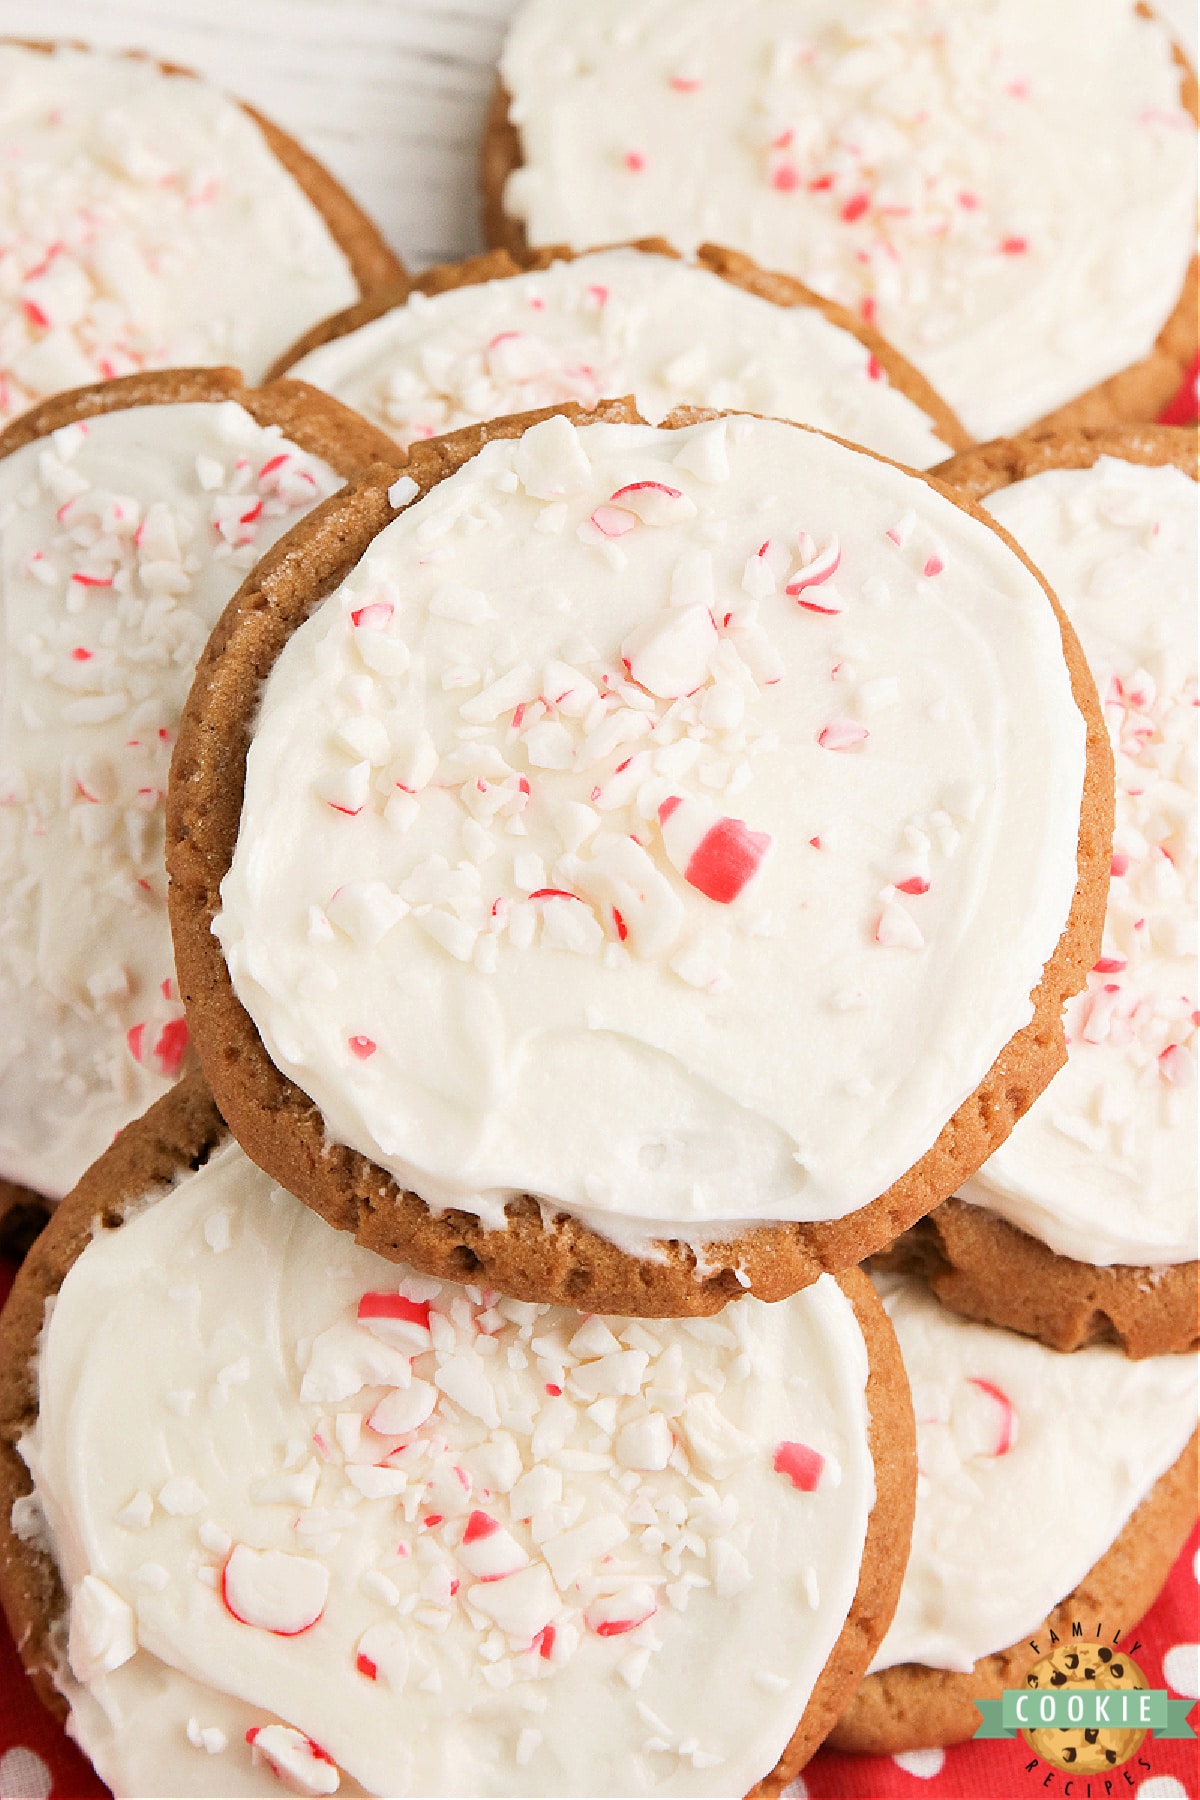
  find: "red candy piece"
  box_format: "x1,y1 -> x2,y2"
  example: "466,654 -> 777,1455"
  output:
462,1511 -> 500,1545
153,1018 -> 189,1079
356,1652 -> 377,1680
358,1292 -> 431,1330
684,816 -> 773,905
1157,351 -> 1200,426
348,1035 -> 376,1059
773,1440 -> 825,1491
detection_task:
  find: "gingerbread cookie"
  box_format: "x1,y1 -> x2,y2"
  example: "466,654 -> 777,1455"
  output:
167,400 -> 1110,1315
274,239 -> 968,468
828,1271 -> 1198,1755
0,1075 -> 914,1797
0,368 -> 400,1209
0,40 -> 403,425
884,428 -> 1197,1357
484,0 -> 1197,442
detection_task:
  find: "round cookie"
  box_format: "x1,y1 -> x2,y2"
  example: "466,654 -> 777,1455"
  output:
271,239 -> 969,468
827,1272 -> 1198,1755
483,0 -> 1198,442
167,399 -> 1110,1316
881,427 -> 1197,1357
0,40 -> 404,424
0,1075 -> 915,1798
0,368 -> 401,1211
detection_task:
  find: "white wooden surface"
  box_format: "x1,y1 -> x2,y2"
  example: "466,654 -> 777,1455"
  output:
0,0 -> 522,271
0,0 -> 1193,276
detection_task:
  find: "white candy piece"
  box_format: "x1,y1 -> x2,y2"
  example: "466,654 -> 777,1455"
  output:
221,1545 -> 329,1635
680,1393 -> 757,1478
615,1414 -> 674,1471
466,1563 -> 560,1638
513,415 -> 592,500
248,1726 -> 340,1797
300,1322 -> 413,1403
572,839 -> 683,959
457,1513 -> 530,1581
68,1574 -> 137,1681
584,1582 -> 658,1637
368,1378 -> 437,1436
326,882 -> 409,953
355,1621 -> 411,1691
622,603 -> 717,698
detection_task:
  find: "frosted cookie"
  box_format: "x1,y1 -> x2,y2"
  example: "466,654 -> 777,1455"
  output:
486,0 -> 1198,441
883,429 -> 1197,1357
0,368 -> 400,1207
275,241 -> 968,469
0,41 -> 403,425
828,1272 -> 1198,1754
167,399 -> 1110,1315
0,1076 -> 914,1799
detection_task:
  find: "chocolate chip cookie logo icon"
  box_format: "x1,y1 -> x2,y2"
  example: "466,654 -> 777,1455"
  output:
1021,1644 -> 1150,1774
974,1633 -> 1197,1776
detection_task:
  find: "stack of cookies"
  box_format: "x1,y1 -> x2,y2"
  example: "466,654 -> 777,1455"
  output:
0,6 -> 1194,1797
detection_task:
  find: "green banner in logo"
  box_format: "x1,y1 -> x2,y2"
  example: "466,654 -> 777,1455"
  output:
974,1688 -> 1196,1740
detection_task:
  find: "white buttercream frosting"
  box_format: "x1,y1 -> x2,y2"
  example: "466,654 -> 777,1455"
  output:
498,0 -> 1197,440
961,460 -> 1197,1266
870,1272 -> 1198,1674
19,1140 -> 876,1798
0,401 -> 340,1198
0,44 -> 360,421
289,245 -> 951,468
215,413 -> 1086,1250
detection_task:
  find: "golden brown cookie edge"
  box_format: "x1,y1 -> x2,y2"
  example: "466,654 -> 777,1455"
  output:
876,1203 -> 1199,1359
753,1263 -> 917,1790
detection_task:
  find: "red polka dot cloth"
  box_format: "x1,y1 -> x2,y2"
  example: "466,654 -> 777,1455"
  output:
0,1253 -> 1195,1800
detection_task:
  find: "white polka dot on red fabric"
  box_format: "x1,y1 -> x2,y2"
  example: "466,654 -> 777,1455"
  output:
1193,1542 -> 1200,1584
1136,1777 -> 1189,1799
780,1777 -> 809,1799
1162,1642 -> 1200,1699
892,1747 -> 946,1778
0,1747 -> 52,1800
